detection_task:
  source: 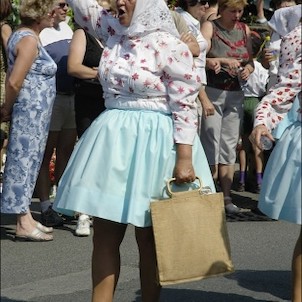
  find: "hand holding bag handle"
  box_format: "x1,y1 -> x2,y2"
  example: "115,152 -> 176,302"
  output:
150,176 -> 234,286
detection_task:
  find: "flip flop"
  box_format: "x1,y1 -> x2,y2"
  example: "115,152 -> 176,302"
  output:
36,222 -> 53,234
14,228 -> 53,242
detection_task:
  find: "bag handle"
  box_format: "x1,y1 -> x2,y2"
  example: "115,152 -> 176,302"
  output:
166,176 -> 203,196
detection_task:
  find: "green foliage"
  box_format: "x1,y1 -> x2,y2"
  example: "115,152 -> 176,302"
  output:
7,0 -> 21,29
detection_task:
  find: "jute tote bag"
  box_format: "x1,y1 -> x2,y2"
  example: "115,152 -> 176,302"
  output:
150,177 -> 234,286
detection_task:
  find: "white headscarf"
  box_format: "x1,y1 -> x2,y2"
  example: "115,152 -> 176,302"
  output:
124,0 -> 179,38
268,4 -> 302,38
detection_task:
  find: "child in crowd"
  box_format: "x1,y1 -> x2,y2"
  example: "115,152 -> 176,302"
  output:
237,31 -> 268,193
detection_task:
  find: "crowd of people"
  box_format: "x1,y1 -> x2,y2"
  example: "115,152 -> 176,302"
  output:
0,0 -> 301,301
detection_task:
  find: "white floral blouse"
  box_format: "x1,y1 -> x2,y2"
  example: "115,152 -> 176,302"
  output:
68,0 -> 202,145
254,23 -> 302,132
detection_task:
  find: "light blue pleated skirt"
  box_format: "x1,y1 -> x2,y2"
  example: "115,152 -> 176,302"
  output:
258,121 -> 301,225
53,109 -> 215,227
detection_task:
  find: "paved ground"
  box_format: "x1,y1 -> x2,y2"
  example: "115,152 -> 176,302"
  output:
1,181 -> 300,302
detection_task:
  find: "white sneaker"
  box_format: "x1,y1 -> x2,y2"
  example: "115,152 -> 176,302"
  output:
75,215 -> 91,236
225,202 -> 240,214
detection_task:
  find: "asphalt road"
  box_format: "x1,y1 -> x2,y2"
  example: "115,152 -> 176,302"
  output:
1,188 -> 300,302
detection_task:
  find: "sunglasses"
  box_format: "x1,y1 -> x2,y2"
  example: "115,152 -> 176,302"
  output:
57,2 -> 68,9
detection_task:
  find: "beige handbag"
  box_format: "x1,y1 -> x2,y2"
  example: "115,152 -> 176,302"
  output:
150,177 -> 234,286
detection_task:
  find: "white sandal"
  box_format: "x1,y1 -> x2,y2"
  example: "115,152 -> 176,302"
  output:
36,222 -> 53,234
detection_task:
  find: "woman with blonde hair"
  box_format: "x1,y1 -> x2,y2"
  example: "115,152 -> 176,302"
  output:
200,0 -> 254,213
0,0 -> 57,241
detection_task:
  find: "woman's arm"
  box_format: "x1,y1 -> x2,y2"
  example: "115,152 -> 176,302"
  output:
200,21 -> 213,53
1,23 -> 12,50
67,28 -> 99,79
179,32 -> 200,57
173,144 -> 195,184
240,25 -> 255,81
1,35 -> 38,120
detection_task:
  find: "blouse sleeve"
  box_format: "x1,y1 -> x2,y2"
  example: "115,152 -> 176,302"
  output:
67,0 -> 111,44
158,35 -> 202,144
254,24 -> 302,131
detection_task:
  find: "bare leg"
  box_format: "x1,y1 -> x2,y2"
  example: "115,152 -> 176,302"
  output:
210,164 -> 218,187
256,0 -> 266,21
54,128 -> 77,184
238,148 -> 246,174
219,163 -> 235,203
253,145 -> 264,175
92,218 -> 127,302
135,226 -> 161,302
292,228 -> 302,302
35,131 -> 59,202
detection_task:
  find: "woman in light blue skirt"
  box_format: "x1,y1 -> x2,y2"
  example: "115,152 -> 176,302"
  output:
54,108 -> 215,227
250,21 -> 301,302
53,0 -> 215,300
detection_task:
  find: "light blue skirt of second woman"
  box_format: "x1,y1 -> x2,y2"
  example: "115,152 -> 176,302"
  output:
53,108 -> 215,227
258,120 -> 301,225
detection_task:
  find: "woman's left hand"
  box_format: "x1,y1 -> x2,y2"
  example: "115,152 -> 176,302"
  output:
173,159 -> 196,184
249,124 -> 274,150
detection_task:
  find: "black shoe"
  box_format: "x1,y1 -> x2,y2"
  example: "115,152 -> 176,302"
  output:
237,182 -> 245,192
41,206 -> 64,227
255,184 -> 261,194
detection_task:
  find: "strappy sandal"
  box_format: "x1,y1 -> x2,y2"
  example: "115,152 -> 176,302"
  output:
36,222 -> 53,234
14,228 -> 53,242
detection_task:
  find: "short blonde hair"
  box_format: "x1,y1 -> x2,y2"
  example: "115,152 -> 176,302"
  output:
19,0 -> 56,24
218,0 -> 248,11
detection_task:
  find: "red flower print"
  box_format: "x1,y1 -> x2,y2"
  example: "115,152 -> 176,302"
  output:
154,50 -> 160,57
177,86 -> 185,94
141,59 -> 146,63
168,57 -> 173,64
124,54 -> 130,60
184,74 -> 192,80
181,51 -> 190,58
143,79 -> 152,87
154,83 -> 162,91
159,41 -> 168,47
103,50 -> 109,58
163,71 -> 171,80
167,81 -> 174,88
132,73 -> 139,80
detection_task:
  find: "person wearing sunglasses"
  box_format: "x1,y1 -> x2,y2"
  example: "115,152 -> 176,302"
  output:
36,1 -> 77,228
0,0 -> 57,241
